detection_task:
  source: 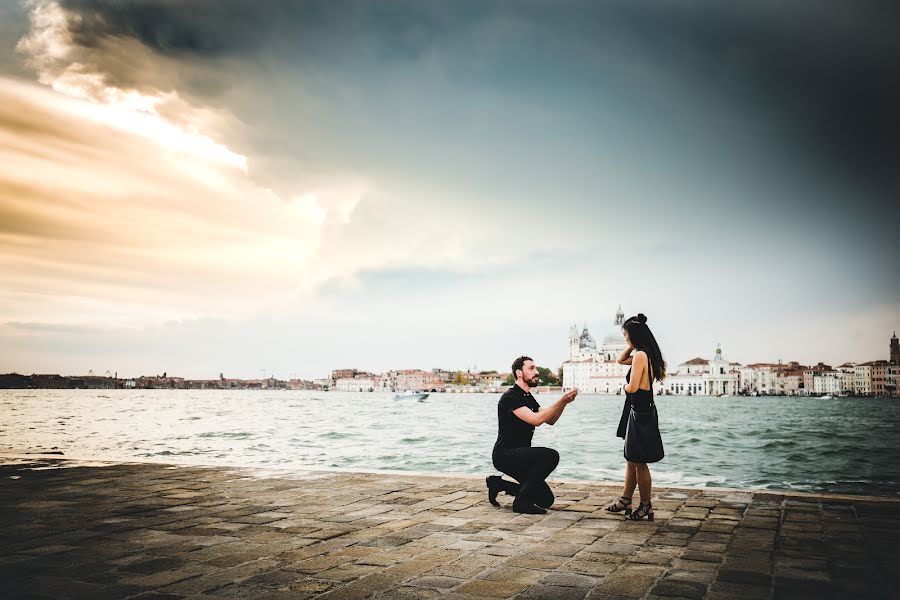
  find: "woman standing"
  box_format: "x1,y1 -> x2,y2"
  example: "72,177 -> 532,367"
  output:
606,313 -> 666,521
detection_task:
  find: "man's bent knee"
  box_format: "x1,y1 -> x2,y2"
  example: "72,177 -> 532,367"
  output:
546,448 -> 560,468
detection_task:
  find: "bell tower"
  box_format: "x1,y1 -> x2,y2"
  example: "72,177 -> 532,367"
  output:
891,332 -> 899,365
569,324 -> 580,358
615,305 -> 624,327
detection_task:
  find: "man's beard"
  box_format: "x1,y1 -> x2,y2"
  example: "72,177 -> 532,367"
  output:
528,376 -> 540,387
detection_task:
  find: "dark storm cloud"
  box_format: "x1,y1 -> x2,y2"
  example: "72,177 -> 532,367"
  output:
50,0 -> 900,197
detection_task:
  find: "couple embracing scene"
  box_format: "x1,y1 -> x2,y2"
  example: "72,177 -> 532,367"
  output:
489,314 -> 665,518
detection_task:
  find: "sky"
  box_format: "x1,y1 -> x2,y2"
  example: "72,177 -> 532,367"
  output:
0,0 -> 898,379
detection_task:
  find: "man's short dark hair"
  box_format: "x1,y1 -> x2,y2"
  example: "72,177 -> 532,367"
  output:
512,356 -> 533,378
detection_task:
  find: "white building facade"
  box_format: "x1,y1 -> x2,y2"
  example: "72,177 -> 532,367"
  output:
335,377 -> 376,392
854,364 -> 873,395
663,345 -> 739,396
562,306 -> 630,394
739,364 -> 780,394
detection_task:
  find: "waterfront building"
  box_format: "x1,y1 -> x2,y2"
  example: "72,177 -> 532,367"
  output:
562,306 -> 630,394
378,372 -> 392,391
431,369 -> 455,383
467,371 -> 506,389
888,364 -> 900,397
379,369 -> 447,392
663,345 -> 739,396
331,369 -> 359,388
835,363 -> 857,394
854,363 -> 874,395
802,363 -> 833,395
739,364 -> 779,394
812,372 -> 844,395
393,369 -> 430,391
775,370 -> 804,396
335,377 -> 376,392
739,361 -> 806,395
871,361 -> 891,397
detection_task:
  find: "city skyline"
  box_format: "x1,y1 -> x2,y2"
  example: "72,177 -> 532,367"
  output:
1,1 -> 898,380
4,327 -> 898,382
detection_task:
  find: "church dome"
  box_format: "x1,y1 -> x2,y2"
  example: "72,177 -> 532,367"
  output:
602,329 -> 625,346
579,327 -> 597,350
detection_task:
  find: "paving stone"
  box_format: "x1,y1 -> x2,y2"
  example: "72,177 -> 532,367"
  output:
119,556 -> 186,574
671,558 -> 717,572
562,559 -> 618,577
651,575 -> 707,599
627,548 -> 679,566
318,562 -> 378,582
679,550 -> 722,563
504,554 -> 570,570
586,542 -> 641,555
592,564 -> 665,597
158,559 -> 280,594
664,568 -> 715,584
479,566 -> 544,584
705,581 -> 770,600
410,575 -> 464,589
716,567 -> 772,587
686,541 -> 727,553
700,522 -> 737,534
517,583 -> 591,600
456,579 -> 531,597
539,572 -> 599,588
377,587 -> 442,600
317,573 -> 404,600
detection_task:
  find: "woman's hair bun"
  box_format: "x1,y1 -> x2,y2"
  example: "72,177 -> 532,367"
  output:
637,313 -> 648,324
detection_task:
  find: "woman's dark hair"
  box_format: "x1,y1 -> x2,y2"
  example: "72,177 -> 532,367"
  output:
622,314 -> 667,381
511,355 -> 533,378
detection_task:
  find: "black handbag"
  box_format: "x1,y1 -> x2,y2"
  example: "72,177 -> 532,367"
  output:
624,400 -> 664,463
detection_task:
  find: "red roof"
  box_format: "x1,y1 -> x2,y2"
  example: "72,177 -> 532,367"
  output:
683,358 -> 709,365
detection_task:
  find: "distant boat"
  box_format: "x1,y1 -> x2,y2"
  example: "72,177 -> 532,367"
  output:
394,390 -> 429,401
820,394 -> 834,400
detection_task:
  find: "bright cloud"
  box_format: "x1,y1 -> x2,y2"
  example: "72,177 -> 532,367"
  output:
0,76 -> 360,327
17,0 -> 246,170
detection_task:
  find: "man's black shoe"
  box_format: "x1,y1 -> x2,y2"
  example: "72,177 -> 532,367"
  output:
512,499 -> 547,515
486,476 -> 503,506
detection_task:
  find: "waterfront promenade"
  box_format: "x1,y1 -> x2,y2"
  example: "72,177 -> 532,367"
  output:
2,457 -> 897,600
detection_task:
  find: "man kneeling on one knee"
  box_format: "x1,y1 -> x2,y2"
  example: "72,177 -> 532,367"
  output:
488,356 -> 578,514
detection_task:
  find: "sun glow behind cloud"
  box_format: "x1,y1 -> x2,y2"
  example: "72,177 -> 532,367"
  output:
17,0 -> 247,171
0,77 -> 331,325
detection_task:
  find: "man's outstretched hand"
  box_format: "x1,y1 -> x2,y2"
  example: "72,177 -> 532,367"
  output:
562,388 -> 579,404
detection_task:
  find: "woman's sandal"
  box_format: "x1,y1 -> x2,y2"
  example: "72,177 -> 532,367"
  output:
605,495 -> 632,516
629,500 -> 654,521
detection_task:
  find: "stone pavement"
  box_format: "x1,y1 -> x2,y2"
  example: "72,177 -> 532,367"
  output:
1,457 -> 898,600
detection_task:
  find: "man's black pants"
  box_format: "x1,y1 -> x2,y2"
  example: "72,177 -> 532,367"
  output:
492,446 -> 560,508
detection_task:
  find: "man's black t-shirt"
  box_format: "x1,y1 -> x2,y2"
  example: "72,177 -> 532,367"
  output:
493,384 -> 540,452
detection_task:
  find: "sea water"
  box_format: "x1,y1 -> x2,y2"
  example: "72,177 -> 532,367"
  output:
1,390 -> 897,496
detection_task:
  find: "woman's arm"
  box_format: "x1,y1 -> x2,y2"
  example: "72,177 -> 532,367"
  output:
617,344 -> 635,365
512,389 -> 577,427
623,351 -> 647,394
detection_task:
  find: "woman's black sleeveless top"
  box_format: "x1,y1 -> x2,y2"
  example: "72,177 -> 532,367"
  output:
616,366 -> 654,439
